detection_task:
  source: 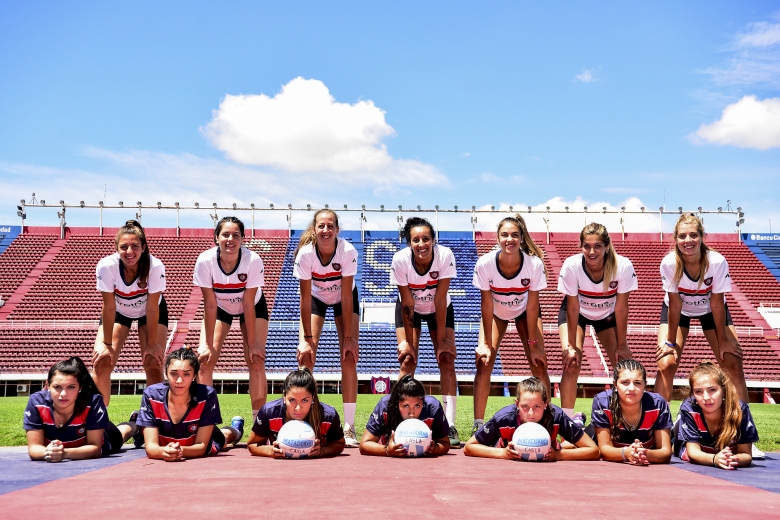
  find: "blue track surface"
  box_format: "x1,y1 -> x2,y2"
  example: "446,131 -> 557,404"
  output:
672,454 -> 780,494
0,446 -> 146,496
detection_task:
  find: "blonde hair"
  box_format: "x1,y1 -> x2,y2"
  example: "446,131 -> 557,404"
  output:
580,222 -> 617,290
671,213 -> 713,289
293,209 -> 339,260
497,214 -> 545,267
688,362 -> 742,451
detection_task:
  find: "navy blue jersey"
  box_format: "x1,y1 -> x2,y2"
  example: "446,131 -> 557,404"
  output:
137,383 -> 223,455
24,390 -> 111,454
677,397 -> 758,455
475,403 -> 583,449
251,398 -> 344,445
591,390 -> 673,448
365,395 -> 449,444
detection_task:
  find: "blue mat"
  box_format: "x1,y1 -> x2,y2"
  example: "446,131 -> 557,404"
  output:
0,446 -> 146,495
672,454 -> 780,494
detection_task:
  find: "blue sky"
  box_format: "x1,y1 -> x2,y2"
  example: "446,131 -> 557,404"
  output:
1,1 -> 778,234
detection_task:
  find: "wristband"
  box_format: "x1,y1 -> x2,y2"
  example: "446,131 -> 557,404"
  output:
304,336 -> 313,339
664,341 -> 677,348
621,447 -> 627,462
103,341 -> 112,346
527,339 -> 538,345
713,453 -> 717,467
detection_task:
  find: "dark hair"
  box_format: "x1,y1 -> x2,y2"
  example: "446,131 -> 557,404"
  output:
515,377 -> 555,439
386,375 -> 426,434
608,359 -> 646,442
400,217 -> 435,246
293,209 -> 340,260
283,367 -> 324,441
47,357 -> 99,417
688,362 -> 742,451
214,216 -> 245,245
164,347 -> 200,401
116,219 -> 150,286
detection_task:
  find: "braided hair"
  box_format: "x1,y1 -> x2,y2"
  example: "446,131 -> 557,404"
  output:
516,377 -> 554,439
385,375 -> 426,434
283,367 -> 324,441
164,347 -> 200,403
608,359 -> 646,442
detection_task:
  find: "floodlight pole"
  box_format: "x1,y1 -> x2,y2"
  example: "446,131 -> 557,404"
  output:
99,202 -> 103,235
175,204 -> 180,237
659,208 -> 663,243
435,206 -> 439,242
287,205 -> 292,238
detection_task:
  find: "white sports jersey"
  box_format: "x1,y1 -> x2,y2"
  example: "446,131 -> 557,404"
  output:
390,244 -> 457,315
473,250 -> 547,321
96,253 -> 166,319
193,247 -> 264,315
557,253 -> 638,320
660,250 -> 731,316
293,238 -> 358,306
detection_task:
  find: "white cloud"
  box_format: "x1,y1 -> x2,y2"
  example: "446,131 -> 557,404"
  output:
704,15 -> 780,88
460,152 -> 470,158
201,77 -> 448,188
691,95 -> 780,150
736,19 -> 780,48
575,69 -> 595,82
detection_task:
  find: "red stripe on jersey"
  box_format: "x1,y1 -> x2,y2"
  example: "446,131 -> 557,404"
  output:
678,287 -> 711,296
114,288 -> 148,298
320,422 -> 331,437
499,426 -> 516,441
36,405 -> 54,426
150,399 -> 170,421
269,417 -> 283,432
70,406 -> 90,427
489,286 -> 529,294
578,288 -> 618,297
188,400 -> 206,422
639,409 -> 660,430
45,437 -> 86,449
408,281 -> 438,290
603,409 -> 613,424
691,412 -> 708,432
160,434 -> 196,446
423,418 -> 434,429
213,282 -> 247,289
312,272 -> 342,280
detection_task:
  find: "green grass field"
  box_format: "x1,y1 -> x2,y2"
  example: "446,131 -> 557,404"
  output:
2,395 -> 779,452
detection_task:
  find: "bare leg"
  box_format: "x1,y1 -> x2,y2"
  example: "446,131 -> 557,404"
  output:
473,317 -> 507,421
198,319 -> 230,387
558,323 -> 585,409
397,326 -> 420,379
517,317 -> 551,396
335,313 -> 359,405
92,324 -> 130,406
654,324 -> 687,402
432,328 -> 458,396
298,314 -> 325,371
137,323 -> 166,387
704,325 -> 749,402
242,317 -> 269,411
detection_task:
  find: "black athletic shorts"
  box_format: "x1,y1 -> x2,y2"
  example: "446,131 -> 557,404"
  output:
311,287 -> 359,318
659,302 -> 733,330
104,421 -> 124,455
209,426 -> 226,454
395,300 -> 455,330
557,297 -> 616,334
101,296 -> 169,328
217,293 -> 269,324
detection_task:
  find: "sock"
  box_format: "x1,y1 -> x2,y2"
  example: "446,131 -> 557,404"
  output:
226,426 -> 241,443
252,409 -> 260,423
343,403 -> 356,430
473,419 -> 484,431
562,408 -> 574,419
444,395 -> 457,427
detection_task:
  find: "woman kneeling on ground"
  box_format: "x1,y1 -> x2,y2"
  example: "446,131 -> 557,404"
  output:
247,367 -> 345,458
464,376 -> 599,461
24,357 -> 137,461
676,361 -> 758,469
136,347 -> 244,461
360,375 -> 450,457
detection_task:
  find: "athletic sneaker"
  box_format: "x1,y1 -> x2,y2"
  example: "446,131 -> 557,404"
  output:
129,410 -> 144,448
572,412 -> 587,429
449,426 -> 461,449
231,416 -> 245,443
752,444 -> 765,460
471,421 -> 484,437
344,425 -> 359,448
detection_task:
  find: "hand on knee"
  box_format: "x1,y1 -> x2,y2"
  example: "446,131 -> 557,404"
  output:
93,357 -> 115,376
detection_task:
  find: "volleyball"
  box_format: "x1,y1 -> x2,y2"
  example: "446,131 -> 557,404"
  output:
277,420 -> 317,459
394,418 -> 432,457
511,422 -> 551,462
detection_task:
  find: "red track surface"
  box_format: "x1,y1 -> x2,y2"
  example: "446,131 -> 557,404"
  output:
1,448 -> 779,519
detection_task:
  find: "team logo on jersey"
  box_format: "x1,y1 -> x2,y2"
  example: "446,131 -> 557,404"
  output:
430,271 -> 439,279
78,427 -> 85,435
333,263 -> 341,271
189,424 -> 198,433
609,281 -> 618,289
238,273 -> 247,282
138,281 -> 148,289
521,278 -> 530,287
704,277 -> 713,286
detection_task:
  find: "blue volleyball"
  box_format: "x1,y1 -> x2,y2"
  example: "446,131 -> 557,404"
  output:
511,422 -> 551,462
278,420 -> 316,459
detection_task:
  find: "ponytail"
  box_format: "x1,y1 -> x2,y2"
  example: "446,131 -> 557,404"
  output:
516,377 -> 554,439
283,367 -> 324,441
671,213 -> 712,290
116,220 -> 150,286
497,214 -> 545,270
164,347 -> 200,404
580,222 -> 617,290
293,209 -> 339,260
386,375 -> 426,433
